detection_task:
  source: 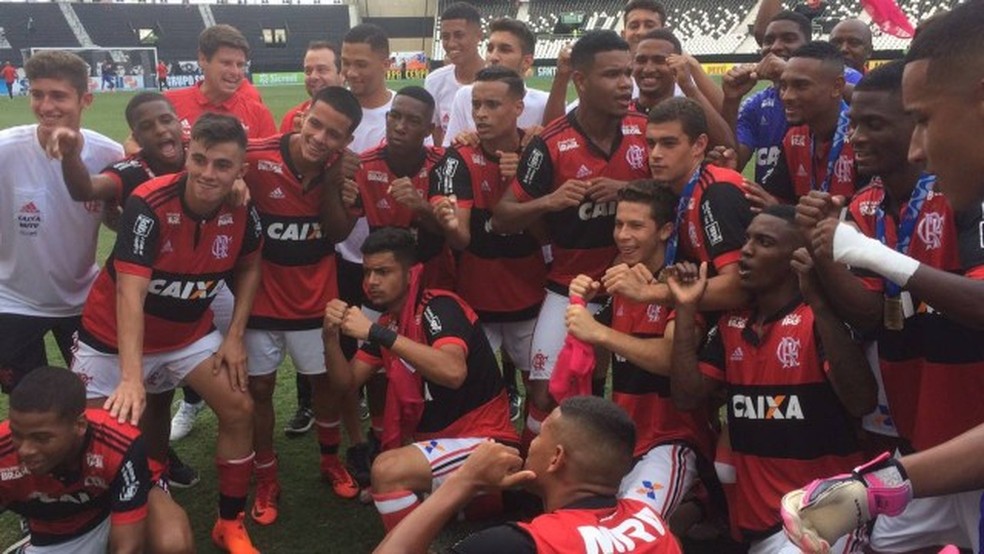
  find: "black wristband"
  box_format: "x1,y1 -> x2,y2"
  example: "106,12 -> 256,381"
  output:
368,323 -> 398,349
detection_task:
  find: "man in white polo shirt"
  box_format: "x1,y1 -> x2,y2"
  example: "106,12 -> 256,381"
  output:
0,50 -> 122,393
442,18 -> 547,146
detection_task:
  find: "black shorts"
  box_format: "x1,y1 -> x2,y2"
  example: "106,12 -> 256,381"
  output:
0,313 -> 80,393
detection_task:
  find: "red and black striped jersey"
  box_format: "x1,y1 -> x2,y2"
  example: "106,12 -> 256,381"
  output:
99,151 -> 178,206
699,301 -> 863,539
356,293 -> 517,443
510,110 -> 651,292
430,143 -> 546,321
676,164 -> 752,271
600,296 -> 714,459
244,134 -> 338,329
764,124 -> 860,203
355,145 -> 454,290
0,409 -> 150,547
80,173 -> 263,353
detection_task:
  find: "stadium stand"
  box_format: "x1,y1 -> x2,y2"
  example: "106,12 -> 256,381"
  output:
0,3 -> 80,62
72,4 -> 205,53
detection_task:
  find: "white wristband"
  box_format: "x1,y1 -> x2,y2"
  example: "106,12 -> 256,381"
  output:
832,222 -> 921,287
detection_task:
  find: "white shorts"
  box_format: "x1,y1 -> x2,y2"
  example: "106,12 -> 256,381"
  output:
25,517 -> 109,554
412,437 -> 486,491
618,443 -> 698,518
210,283 -> 234,335
749,527 -> 867,554
482,319 -> 536,373
529,290 -> 603,381
870,487 -> 981,552
73,331 -> 222,398
245,328 -> 325,376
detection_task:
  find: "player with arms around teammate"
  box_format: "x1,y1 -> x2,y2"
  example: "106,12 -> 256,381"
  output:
244,86 -> 364,525
375,396 -> 683,554
0,367 -> 192,554
71,114 -> 264,554
492,30 -> 651,447
564,181 -> 715,525
669,206 -> 876,552
323,228 -> 518,533
431,66 -> 547,420
0,50 -> 122,394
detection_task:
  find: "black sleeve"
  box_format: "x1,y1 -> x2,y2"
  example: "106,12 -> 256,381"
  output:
108,435 -> 151,518
699,184 -> 753,267
113,195 -> 161,268
430,148 -> 473,201
956,206 -> 984,274
240,203 -> 264,258
449,524 -> 537,554
514,136 -> 555,200
421,296 -> 474,347
358,339 -> 383,360
761,145 -> 795,204
697,323 -> 726,375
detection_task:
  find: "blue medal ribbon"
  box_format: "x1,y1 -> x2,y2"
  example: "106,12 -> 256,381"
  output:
874,172 -> 936,296
810,101 -> 850,193
664,166 -> 702,266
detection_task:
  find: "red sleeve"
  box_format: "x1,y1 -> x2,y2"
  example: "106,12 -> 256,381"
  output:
279,108 -> 297,134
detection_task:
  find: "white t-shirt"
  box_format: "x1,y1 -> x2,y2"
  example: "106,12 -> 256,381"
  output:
0,124 -> 123,317
442,85 -> 549,147
336,90 -> 395,264
424,64 -> 462,135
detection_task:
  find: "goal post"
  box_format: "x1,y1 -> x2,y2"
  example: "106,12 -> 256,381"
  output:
27,46 -> 159,92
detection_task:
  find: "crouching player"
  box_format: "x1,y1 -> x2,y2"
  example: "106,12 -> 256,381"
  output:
71,114 -> 264,554
0,366 -> 192,553
322,227 -> 518,533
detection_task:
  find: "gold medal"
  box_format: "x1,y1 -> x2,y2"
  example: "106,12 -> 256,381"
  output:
884,295 -> 904,331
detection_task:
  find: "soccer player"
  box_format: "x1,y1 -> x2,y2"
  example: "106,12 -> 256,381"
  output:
165,22 -> 275,443
2,60 -> 17,99
0,50 -> 122,393
442,18 -> 547,146
277,39 -> 344,437
721,11 -> 862,183
322,227 -> 518,532
374,396 -> 683,553
100,60 -> 116,92
426,1 -> 485,145
491,30 -> 651,446
0,366 -> 193,553
564,181 -> 715,522
781,6 -> 984,546
165,24 -> 276,142
244,86 -> 363,525
430,66 -> 547,428
156,60 -> 169,92
829,19 -> 872,75
280,41 -> 342,133
602,98 -> 751,312
346,86 -> 450,289
756,41 -> 861,206
669,206 -> 876,552
71,114 -> 264,554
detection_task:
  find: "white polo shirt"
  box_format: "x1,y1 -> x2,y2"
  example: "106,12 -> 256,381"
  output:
441,85 -> 549,147
0,124 -> 123,317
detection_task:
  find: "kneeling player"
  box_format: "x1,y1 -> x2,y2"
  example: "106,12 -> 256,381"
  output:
0,366 -> 192,553
668,207 -> 877,552
71,114 -> 264,554
565,181 -> 715,523
322,227 -> 518,533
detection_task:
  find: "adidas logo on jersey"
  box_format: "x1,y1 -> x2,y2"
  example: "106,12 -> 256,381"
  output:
796,164 -> 808,178
576,165 -> 592,179
269,187 -> 286,199
377,198 -> 391,210
730,347 -> 744,361
161,240 -> 174,254
17,202 -> 41,236
480,180 -> 491,193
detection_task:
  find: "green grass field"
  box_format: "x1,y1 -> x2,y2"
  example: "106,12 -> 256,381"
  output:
0,76 -> 747,553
